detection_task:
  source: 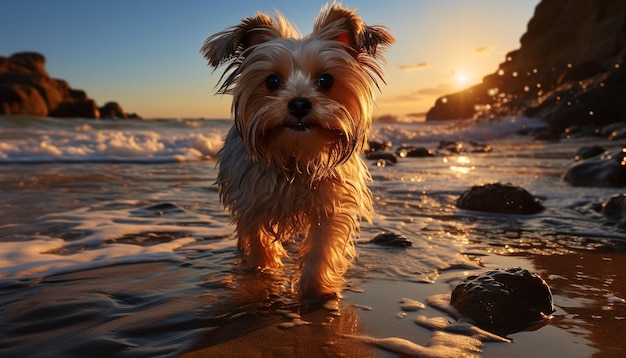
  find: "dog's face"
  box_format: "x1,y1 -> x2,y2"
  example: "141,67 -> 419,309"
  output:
202,5 -> 394,178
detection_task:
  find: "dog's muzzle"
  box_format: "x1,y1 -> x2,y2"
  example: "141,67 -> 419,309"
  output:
287,97 -> 313,131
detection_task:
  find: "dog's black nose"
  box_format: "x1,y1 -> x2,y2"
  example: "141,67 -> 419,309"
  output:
287,97 -> 312,119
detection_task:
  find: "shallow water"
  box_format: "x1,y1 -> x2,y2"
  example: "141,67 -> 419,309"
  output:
0,115 -> 625,357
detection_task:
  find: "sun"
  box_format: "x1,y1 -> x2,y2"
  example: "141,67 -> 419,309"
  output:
453,71 -> 471,88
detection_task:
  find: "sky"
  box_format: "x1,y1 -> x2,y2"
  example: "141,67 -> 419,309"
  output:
0,0 -> 540,119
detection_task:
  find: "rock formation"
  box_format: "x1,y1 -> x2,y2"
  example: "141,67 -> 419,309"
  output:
456,183 -> 544,215
0,52 -> 140,119
426,0 -> 626,130
450,267 -> 554,330
563,148 -> 626,187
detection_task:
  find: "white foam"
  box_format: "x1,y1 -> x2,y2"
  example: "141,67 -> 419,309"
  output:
0,204 -> 235,280
371,115 -> 548,146
0,117 -> 227,163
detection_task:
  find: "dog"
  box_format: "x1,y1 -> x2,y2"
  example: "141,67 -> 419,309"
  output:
202,3 -> 394,298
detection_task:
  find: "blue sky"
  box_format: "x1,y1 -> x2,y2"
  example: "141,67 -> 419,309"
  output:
0,1 -> 539,119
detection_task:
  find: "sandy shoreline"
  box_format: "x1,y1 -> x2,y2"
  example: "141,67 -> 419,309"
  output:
180,252 -> 614,358
182,303 -> 374,358
2,117 -> 626,357
1,239 -> 624,357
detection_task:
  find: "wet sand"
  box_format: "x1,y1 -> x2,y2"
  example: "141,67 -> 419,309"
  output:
181,251 -> 626,357
1,230 -> 625,357
2,117 -> 626,357
1,222 -> 624,357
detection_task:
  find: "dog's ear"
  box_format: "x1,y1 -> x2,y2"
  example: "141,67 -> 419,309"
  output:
312,4 -> 395,57
201,12 -> 296,68
202,12 -> 299,93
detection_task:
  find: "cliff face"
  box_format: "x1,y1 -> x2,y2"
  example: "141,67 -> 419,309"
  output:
0,52 -> 140,119
426,0 -> 626,129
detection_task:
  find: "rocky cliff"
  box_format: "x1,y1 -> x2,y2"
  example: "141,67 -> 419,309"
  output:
0,52 -> 140,119
426,0 -> 626,130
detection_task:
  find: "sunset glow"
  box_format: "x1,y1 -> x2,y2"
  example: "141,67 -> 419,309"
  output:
0,1 -> 540,119
453,71 -> 471,89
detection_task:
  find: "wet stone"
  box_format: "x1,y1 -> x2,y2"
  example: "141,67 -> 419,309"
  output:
564,148 -> 626,187
450,267 -> 554,327
601,122 -> 626,140
367,140 -> 392,152
601,194 -> 626,228
369,232 -> 412,247
468,141 -> 492,153
366,151 -> 397,163
456,183 -> 544,214
131,202 -> 187,217
438,140 -> 465,153
395,145 -> 435,158
574,145 -> 605,161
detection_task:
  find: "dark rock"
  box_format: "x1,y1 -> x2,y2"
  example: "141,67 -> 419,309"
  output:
367,140 -> 392,152
426,0 -> 626,131
0,83 -> 48,116
556,61 -> 606,86
563,125 -> 602,138
469,141 -> 492,153
574,145 -> 605,161
99,101 -> 127,119
518,126 -> 561,141
396,145 -> 435,158
525,70 -> 626,129
0,51 -> 139,119
563,149 -> 626,187
9,52 -> 47,76
366,151 -> 397,163
68,88 -> 88,101
601,122 -> 626,140
426,86 -> 488,121
450,267 -> 554,329
600,122 -> 626,138
395,145 -> 417,156
608,129 -> 626,140
602,194 -> 626,228
438,140 -> 465,154
369,232 -> 412,247
0,73 -> 64,113
456,183 -> 544,214
132,203 -> 187,217
408,147 -> 435,157
49,99 -> 100,119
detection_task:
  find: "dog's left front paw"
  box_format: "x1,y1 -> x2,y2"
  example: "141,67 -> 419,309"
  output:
297,278 -> 344,300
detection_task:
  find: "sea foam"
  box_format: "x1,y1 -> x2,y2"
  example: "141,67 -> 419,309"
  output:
0,117 -> 226,163
0,202 -> 235,280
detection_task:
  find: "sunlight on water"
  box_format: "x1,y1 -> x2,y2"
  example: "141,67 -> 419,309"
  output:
1,115 -> 625,357
446,155 -> 475,175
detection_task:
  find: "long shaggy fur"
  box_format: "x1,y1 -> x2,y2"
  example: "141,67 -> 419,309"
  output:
202,3 -> 394,297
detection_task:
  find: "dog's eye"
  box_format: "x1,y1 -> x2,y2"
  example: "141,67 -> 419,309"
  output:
266,75 -> 283,91
316,74 -> 334,90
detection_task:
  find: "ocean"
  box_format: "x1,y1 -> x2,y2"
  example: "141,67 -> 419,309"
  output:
0,115 -> 624,357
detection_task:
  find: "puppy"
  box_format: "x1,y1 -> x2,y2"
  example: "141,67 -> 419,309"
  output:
202,3 -> 394,297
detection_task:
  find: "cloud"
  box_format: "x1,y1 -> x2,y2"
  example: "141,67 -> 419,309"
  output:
399,62 -> 431,72
413,83 -> 454,96
379,83 -> 454,103
380,93 -> 424,103
472,46 -> 494,56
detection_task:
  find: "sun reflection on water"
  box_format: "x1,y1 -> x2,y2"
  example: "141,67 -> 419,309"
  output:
445,155 -> 475,174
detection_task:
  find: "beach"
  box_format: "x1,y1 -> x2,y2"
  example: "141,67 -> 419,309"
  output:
1,115 -> 625,357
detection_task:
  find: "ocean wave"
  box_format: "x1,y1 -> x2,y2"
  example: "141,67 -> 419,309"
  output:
0,202 -> 235,280
0,116 -> 227,163
0,115 -> 549,164
371,115 -> 548,146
